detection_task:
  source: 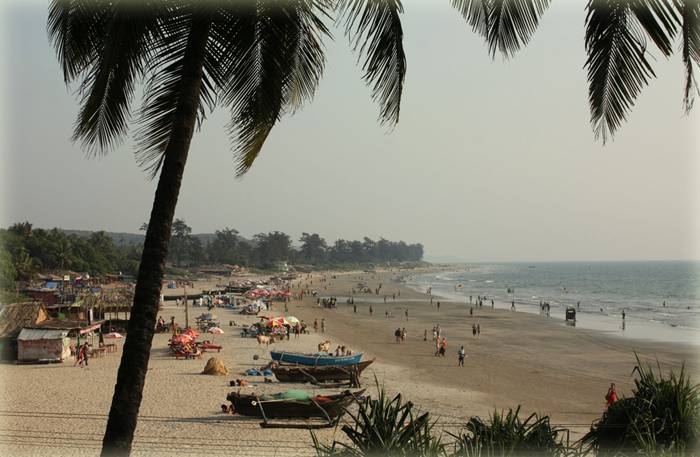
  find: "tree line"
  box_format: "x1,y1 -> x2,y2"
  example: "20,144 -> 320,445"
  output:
0,222 -> 142,283
0,220 -> 423,282
149,219 -> 424,269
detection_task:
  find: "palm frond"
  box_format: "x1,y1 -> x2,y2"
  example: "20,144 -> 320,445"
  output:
486,0 -> 551,58
70,3 -> 161,155
628,0 -> 680,56
451,0 -> 551,58
134,6 -> 216,178
338,0 -> 406,126
679,0 -> 700,112
47,0 -> 109,83
223,1 -> 329,176
585,0 -> 657,143
285,1 -> 332,113
451,0 -> 489,39
225,3 -> 295,176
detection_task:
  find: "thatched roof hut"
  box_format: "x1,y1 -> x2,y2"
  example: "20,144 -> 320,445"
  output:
0,302 -> 49,359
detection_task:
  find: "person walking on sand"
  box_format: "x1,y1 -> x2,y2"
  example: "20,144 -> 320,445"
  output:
458,345 -> 465,367
395,328 -> 402,343
313,319 -> 318,333
402,327 -> 407,341
437,301 -> 440,311
472,323 -> 477,338
369,305 -> 373,316
405,309 -> 409,321
353,303 -> 357,313
439,337 -> 447,357
477,323 -> 481,337
511,300 -> 515,311
605,383 -> 618,408
424,329 -> 427,341
321,318 -> 325,333
78,342 -> 89,367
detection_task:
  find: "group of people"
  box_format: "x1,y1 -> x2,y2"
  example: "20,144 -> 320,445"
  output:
318,297 -> 338,308
333,345 -> 354,356
435,336 -> 448,357
394,327 -> 407,343
469,295 -> 494,309
312,318 -> 326,333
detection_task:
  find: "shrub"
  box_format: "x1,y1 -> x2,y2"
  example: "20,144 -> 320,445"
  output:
450,406 -> 571,457
580,354 -> 700,456
312,382 -> 444,456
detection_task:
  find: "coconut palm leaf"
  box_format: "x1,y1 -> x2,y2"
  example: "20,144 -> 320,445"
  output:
50,1 -> 160,155
226,1 -> 330,176
451,0 -> 489,39
585,0 -> 658,143
629,0 -> 680,56
486,0 -> 551,58
47,0 -> 109,83
134,5 -> 216,177
679,0 -> 700,112
338,0 -> 406,126
451,0 -> 551,58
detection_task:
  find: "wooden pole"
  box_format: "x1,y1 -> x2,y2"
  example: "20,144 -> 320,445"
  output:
184,286 -> 189,329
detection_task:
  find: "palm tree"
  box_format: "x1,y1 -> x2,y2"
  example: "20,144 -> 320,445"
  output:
48,1 -> 697,455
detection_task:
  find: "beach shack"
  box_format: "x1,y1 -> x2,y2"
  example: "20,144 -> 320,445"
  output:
0,302 -> 50,360
17,328 -> 71,362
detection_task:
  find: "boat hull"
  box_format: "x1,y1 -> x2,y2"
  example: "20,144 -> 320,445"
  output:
226,390 -> 360,419
270,351 -> 363,366
272,359 -> 374,383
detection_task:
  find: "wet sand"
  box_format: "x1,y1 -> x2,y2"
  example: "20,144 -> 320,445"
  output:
288,269 -> 700,439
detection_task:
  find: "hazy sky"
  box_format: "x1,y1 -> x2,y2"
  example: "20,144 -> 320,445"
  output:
1,1 -> 698,262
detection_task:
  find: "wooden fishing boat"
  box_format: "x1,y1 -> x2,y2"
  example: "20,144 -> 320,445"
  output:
226,389 -> 362,420
270,350 -> 363,366
272,359 -> 374,383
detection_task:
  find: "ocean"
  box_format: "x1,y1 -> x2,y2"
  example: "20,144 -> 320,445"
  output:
405,261 -> 700,345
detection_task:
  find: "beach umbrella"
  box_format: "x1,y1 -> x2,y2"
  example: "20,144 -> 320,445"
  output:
208,327 -> 224,335
271,317 -> 289,326
286,316 -> 300,324
104,332 -> 124,339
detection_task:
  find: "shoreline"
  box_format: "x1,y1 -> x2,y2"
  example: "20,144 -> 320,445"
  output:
401,268 -> 700,347
288,269 -> 700,439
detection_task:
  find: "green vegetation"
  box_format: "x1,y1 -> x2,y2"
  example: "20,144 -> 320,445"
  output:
0,220 -> 423,281
581,355 -> 700,456
451,407 -> 570,457
0,222 -> 141,280
314,357 -> 699,457
313,381 -> 443,456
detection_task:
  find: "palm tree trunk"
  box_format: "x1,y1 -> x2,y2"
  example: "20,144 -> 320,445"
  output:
101,13 -> 212,457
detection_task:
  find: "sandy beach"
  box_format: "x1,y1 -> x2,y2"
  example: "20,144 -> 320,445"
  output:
1,268 -> 698,456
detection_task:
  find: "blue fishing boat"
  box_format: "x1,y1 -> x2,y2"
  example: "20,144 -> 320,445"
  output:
270,351 -> 363,366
